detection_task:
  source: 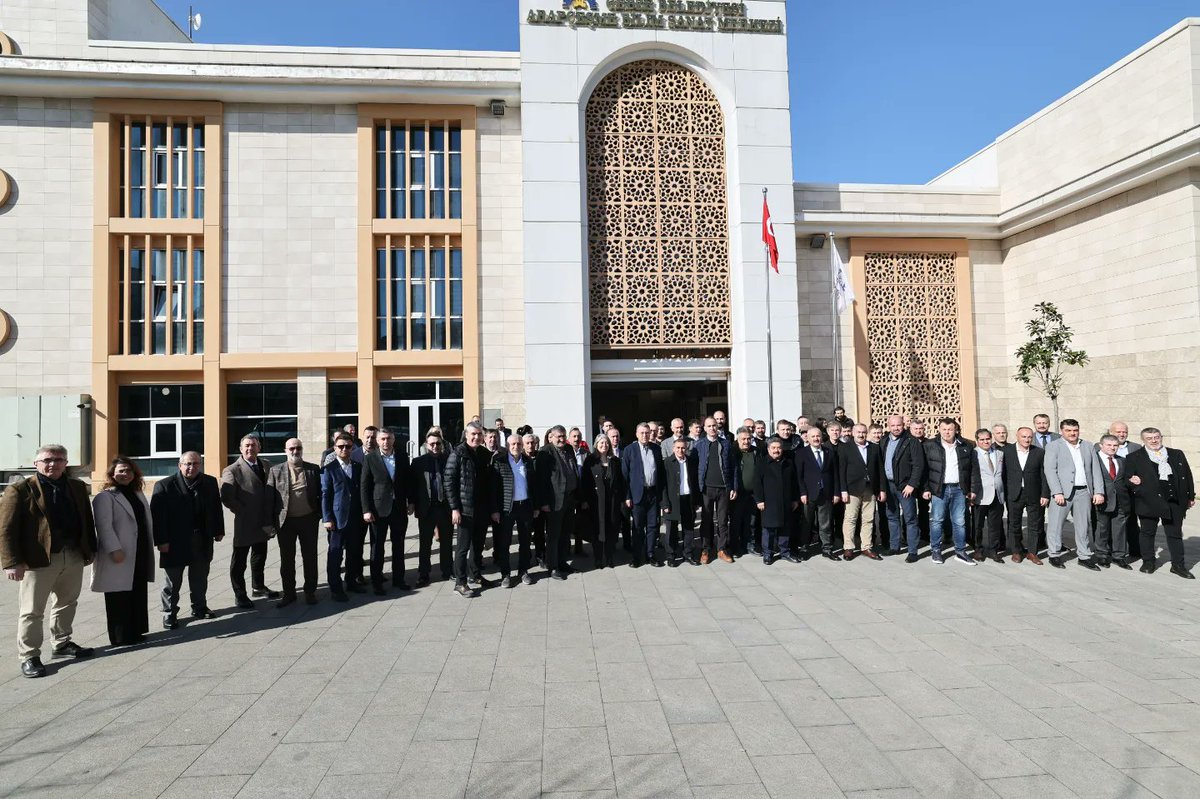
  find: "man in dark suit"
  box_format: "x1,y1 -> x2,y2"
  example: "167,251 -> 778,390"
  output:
268,439 -> 321,607
922,418 -> 975,565
494,418 -> 514,449
1126,427 -> 1196,578
882,415 -> 925,561
362,429 -> 412,596
838,423 -> 886,561
622,423 -> 666,568
694,416 -> 737,564
1032,414 -> 1060,449
662,438 -> 700,565
153,451 -> 225,625
536,425 -> 581,580
322,432 -> 363,602
1093,435 -> 1132,569
410,432 -> 452,587
220,435 -> 280,608
490,434 -> 536,587
753,439 -> 800,565
0,444 -> 98,678
796,427 -> 841,560
445,423 -> 492,597
1002,427 -> 1049,564
1104,421 -> 1143,561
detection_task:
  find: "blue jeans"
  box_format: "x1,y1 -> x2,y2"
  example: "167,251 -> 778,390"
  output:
886,480 -> 920,554
930,485 -> 968,554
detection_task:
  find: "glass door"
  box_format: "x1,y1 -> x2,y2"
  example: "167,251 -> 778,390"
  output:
379,380 -> 465,458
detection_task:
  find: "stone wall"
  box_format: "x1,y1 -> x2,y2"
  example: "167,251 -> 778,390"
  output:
223,103 -> 358,354
477,107 -> 526,424
992,170 -> 1200,452
0,96 -> 93,395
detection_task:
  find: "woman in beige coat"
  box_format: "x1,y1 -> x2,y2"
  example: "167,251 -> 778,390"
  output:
91,457 -> 154,646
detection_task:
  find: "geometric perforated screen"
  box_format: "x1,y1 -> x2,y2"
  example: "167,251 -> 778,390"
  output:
585,59 -> 731,350
863,251 -> 963,422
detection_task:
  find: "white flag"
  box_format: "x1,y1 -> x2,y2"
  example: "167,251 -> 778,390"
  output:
831,234 -> 855,314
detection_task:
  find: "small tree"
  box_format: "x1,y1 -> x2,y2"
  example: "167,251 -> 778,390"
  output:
1013,302 -> 1089,427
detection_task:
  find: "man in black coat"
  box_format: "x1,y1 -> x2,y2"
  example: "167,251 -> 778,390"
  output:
362,429 -> 413,595
753,439 -> 800,565
1126,427 -> 1196,578
881,415 -> 925,559
444,423 -> 492,597
796,427 -> 841,560
490,434 -> 536,587
410,432 -> 452,587
1001,427 -> 1049,564
536,425 -> 581,580
662,438 -> 700,566
152,451 -> 225,626
922,418 -> 975,565
268,438 -> 322,607
622,423 -> 666,568
838,423 -> 886,561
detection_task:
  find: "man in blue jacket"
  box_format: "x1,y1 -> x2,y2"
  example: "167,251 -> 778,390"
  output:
622,423 -> 666,568
321,432 -> 363,602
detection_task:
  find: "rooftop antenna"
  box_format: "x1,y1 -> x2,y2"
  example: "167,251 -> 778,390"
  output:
188,6 -> 203,40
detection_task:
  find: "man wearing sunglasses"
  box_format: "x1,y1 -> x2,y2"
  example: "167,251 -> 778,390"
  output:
0,445 -> 98,678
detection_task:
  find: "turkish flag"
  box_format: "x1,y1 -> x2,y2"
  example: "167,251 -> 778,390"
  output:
762,195 -> 779,273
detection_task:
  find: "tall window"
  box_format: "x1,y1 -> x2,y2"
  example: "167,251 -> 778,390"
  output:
374,236 -> 462,351
118,119 -> 205,219
117,238 -> 204,355
226,383 -> 298,463
117,384 -> 204,477
374,122 -> 462,219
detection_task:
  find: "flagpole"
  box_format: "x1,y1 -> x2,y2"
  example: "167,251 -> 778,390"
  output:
763,188 -> 775,425
830,231 -> 841,409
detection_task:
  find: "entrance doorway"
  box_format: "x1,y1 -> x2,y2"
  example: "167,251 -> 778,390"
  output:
379,380 -> 465,459
590,380 -> 727,440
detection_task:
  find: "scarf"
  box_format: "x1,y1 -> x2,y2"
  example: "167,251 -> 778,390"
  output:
1146,447 -> 1173,481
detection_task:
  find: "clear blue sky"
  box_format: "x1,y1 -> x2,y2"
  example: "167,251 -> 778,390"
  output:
156,0 -> 1197,184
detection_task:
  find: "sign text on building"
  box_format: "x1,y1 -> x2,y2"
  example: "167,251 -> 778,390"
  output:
528,1 -> 783,35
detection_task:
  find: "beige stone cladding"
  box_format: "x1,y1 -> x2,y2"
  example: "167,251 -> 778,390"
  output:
995,169 -> 1200,454
795,241 -> 836,419
968,239 -> 1008,430
477,106 -> 525,423
0,96 -> 93,395
223,103 -> 358,355
996,23 -> 1197,214
1,0 -> 186,58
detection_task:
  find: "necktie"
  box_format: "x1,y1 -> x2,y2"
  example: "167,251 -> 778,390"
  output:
431,468 -> 440,502
987,452 -> 994,474
815,449 -> 823,468
1040,434 -> 1047,448
1108,456 -> 1117,480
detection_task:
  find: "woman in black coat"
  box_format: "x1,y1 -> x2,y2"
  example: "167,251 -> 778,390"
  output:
582,434 -> 627,569
752,439 -> 800,565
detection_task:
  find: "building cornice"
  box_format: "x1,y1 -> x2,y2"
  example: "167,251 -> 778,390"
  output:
0,55 -> 522,105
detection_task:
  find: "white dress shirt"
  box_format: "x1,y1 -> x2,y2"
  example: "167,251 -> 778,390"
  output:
1068,442 -> 1086,486
942,441 -> 960,484
510,454 -> 528,502
676,457 -> 691,496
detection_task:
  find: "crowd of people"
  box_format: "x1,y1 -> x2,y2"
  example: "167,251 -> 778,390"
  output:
0,406 -> 1193,679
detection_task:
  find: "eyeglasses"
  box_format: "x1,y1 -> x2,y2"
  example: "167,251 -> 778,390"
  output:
334,444 -> 352,450
36,457 -> 66,464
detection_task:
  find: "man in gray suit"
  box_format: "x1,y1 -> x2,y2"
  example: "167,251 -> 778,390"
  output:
970,428 -> 1005,562
1032,414 -> 1061,449
1043,419 -> 1104,570
268,438 -> 322,607
1092,434 -> 1132,569
220,435 -> 281,608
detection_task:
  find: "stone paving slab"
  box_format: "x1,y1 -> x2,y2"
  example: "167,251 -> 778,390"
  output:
3,529 -> 1200,797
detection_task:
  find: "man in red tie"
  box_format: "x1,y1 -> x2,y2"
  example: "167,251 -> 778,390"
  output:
1093,435 -> 1132,569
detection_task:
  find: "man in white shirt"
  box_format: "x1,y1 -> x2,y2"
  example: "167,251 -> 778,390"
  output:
969,429 -> 1005,563
1043,419 -> 1103,570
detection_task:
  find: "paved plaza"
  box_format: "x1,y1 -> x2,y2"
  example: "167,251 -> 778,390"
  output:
3,531 -> 1200,799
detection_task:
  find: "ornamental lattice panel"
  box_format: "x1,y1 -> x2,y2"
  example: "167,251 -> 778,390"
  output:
585,60 -> 731,350
864,252 -> 963,422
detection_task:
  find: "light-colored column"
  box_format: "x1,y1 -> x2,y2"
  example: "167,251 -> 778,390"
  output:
297,369 -> 328,454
